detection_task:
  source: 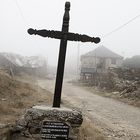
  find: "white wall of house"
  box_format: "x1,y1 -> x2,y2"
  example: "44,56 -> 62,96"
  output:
81,56 -> 97,68
81,56 -> 123,70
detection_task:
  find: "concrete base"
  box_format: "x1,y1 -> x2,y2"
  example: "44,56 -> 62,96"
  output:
12,105 -> 83,140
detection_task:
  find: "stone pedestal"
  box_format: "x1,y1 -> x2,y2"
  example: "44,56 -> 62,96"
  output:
12,106 -> 83,140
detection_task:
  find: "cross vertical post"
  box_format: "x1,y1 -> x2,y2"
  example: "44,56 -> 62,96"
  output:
53,2 -> 70,107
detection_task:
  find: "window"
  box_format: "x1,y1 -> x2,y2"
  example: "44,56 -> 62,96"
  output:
111,58 -> 116,64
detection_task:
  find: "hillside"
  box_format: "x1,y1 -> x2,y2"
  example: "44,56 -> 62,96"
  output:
0,70 -> 52,124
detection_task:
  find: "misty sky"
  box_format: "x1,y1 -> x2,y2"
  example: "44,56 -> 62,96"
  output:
0,0 -> 140,66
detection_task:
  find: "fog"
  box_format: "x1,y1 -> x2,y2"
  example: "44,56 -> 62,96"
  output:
0,0 -> 140,66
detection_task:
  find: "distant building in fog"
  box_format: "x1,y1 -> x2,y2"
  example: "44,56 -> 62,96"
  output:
80,46 -> 123,77
0,53 -> 47,77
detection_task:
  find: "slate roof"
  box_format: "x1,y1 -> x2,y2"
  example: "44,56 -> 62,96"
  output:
83,46 -> 123,58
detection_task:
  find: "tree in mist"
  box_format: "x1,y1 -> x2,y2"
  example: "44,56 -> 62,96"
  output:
123,55 -> 140,68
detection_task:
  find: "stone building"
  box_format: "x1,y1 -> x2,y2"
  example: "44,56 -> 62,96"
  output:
0,53 -> 47,77
80,46 -> 123,80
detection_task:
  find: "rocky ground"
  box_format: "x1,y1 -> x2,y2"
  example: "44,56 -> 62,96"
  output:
79,68 -> 140,107
37,79 -> 140,140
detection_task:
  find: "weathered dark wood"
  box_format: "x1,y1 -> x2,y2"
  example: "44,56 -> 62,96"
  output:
28,29 -> 100,43
28,1 -> 100,108
53,2 -> 70,107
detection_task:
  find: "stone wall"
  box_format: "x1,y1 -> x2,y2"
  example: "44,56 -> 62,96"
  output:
11,106 -> 83,140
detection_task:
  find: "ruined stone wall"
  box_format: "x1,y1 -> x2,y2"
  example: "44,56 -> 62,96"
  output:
81,68 -> 140,91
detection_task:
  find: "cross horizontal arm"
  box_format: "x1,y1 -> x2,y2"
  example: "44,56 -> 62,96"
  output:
67,32 -> 100,43
28,28 -> 100,43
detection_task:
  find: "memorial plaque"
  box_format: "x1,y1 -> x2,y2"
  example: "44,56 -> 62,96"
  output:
41,121 -> 69,139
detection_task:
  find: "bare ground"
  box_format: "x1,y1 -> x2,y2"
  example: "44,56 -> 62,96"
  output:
37,79 -> 140,140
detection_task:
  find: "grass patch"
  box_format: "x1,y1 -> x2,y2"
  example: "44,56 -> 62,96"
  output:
78,118 -> 106,140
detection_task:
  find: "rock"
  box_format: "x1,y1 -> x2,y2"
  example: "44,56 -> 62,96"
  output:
112,92 -> 119,95
1,98 -> 6,101
12,106 -> 83,140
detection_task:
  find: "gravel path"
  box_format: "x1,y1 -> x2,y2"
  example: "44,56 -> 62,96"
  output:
38,79 -> 140,140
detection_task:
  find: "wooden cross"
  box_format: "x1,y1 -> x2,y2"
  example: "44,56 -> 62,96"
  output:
27,2 -> 100,108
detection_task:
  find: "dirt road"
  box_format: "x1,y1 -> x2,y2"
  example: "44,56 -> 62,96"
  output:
38,79 -> 140,140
